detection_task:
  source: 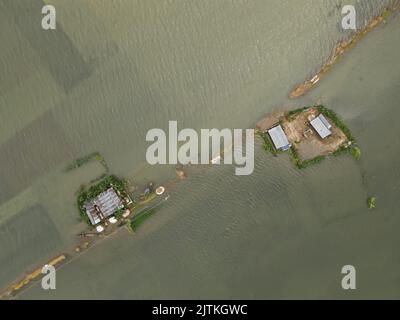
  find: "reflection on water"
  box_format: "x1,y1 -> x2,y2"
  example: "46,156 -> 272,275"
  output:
0,0 -> 399,298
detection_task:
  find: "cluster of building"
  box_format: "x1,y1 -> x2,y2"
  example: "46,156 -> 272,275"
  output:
83,182 -> 165,232
84,187 -> 124,226
267,113 -> 332,151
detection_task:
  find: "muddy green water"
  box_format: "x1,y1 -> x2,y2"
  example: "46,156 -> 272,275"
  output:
0,0 -> 399,299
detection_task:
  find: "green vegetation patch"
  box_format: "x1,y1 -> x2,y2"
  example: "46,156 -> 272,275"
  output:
367,196 -> 376,209
127,208 -> 157,232
332,144 -> 350,157
256,130 -> 278,156
350,146 -> 361,160
286,106 -> 309,120
288,147 -> 326,169
66,152 -> 109,173
262,135 -> 277,156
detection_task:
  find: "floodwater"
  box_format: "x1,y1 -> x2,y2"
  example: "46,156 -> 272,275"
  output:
0,0 -> 399,299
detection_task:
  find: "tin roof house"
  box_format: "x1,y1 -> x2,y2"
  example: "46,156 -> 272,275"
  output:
310,114 -> 332,139
84,188 -> 124,225
268,125 -> 291,151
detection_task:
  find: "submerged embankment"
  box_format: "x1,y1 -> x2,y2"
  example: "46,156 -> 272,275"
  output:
290,2 -> 400,98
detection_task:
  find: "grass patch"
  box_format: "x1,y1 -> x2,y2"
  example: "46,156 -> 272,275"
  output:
256,130 -> 278,156
289,147 -> 325,169
288,146 -> 301,168
286,106 -> 309,120
128,209 -> 157,232
66,152 -> 109,173
367,196 -> 376,209
262,138 -> 277,156
350,146 -> 361,160
332,144 -> 361,160
332,144 -> 350,157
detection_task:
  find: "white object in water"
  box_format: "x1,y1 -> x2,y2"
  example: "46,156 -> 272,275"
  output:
109,217 -> 118,224
156,186 -> 165,195
96,225 -> 105,233
211,155 -> 221,164
311,75 -> 320,84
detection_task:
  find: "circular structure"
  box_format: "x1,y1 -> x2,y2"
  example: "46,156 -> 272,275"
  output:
155,186 -> 165,195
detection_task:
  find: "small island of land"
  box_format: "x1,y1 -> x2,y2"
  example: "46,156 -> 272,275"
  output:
256,105 -> 359,169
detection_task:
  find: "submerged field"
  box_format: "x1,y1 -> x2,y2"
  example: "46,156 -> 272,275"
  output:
0,0 -> 399,299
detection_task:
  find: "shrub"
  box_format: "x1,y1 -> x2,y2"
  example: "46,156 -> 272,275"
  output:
351,146 -> 361,160
66,152 -> 109,173
259,132 -> 277,156
367,197 -> 376,209
332,145 -> 350,157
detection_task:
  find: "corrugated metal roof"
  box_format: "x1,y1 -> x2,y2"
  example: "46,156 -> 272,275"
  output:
318,114 -> 332,129
84,188 -> 124,225
268,125 -> 291,150
310,117 -> 332,139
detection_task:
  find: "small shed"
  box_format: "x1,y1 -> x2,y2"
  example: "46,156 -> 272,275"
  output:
310,115 -> 332,139
268,125 -> 291,151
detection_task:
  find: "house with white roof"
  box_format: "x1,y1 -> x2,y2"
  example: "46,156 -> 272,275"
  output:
268,125 -> 291,151
310,114 -> 332,139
